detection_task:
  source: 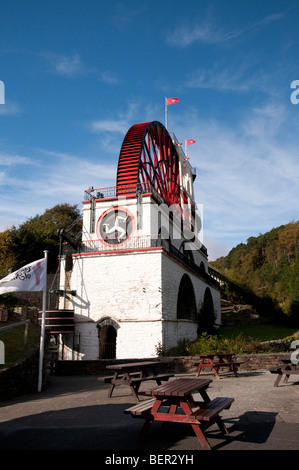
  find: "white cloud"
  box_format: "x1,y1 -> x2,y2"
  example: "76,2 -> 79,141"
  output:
0,149 -> 116,231
0,153 -> 34,166
166,12 -> 285,48
40,52 -> 85,77
171,101 -> 299,254
90,101 -> 142,135
91,119 -> 129,134
55,54 -> 83,76
0,101 -> 22,116
185,65 -> 259,92
100,70 -> 121,85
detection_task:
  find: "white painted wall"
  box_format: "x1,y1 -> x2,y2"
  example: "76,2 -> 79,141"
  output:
59,193 -> 221,360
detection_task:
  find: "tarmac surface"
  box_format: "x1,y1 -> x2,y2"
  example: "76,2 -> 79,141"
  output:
0,368 -> 299,456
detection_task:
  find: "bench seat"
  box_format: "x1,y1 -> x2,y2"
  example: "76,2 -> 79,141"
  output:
98,372 -> 141,383
124,398 -> 156,417
194,361 -> 243,368
98,373 -> 173,384
269,366 -> 299,375
269,366 -> 281,373
125,396 -> 234,422
191,397 -> 234,421
269,364 -> 299,386
130,373 -> 174,384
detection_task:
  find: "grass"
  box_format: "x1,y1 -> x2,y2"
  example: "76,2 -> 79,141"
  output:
217,324 -> 298,342
0,322 -> 40,369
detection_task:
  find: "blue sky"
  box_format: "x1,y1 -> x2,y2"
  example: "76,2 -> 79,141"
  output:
1,0 -> 299,260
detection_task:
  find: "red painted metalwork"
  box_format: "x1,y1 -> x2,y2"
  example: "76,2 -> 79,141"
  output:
116,121 -> 181,206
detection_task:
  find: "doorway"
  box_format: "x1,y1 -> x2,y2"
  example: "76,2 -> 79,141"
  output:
98,324 -> 117,359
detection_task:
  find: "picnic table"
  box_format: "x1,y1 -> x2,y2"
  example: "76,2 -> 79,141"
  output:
98,361 -> 173,401
193,353 -> 243,378
269,358 -> 299,387
124,377 -> 234,450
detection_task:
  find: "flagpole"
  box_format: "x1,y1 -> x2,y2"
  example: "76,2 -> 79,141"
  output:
165,98 -> 167,129
37,250 -> 48,392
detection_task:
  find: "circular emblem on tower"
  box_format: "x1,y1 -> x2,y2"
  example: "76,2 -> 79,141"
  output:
97,207 -> 135,246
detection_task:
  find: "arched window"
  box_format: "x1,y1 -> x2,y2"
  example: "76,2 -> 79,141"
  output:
200,262 -> 206,272
177,274 -> 197,321
179,241 -> 194,263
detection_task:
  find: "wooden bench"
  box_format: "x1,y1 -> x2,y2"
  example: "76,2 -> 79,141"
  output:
124,398 -> 157,417
213,361 -> 243,375
130,374 -> 174,384
101,361 -> 174,400
98,372 -> 141,383
125,395 -> 234,449
99,369 -> 174,401
269,363 -> 299,387
191,397 -> 234,421
125,396 -> 233,422
124,378 -> 234,450
128,374 -> 174,396
194,360 -> 243,377
99,373 -> 173,385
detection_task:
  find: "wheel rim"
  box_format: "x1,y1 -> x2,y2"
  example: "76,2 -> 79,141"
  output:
116,121 -> 181,207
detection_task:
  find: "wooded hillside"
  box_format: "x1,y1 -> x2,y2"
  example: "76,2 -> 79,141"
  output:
212,221 -> 299,320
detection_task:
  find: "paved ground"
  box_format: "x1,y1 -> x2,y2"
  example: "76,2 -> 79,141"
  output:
0,369 -> 299,454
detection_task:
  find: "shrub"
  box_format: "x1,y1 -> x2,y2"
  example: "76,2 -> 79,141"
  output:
186,333 -> 250,355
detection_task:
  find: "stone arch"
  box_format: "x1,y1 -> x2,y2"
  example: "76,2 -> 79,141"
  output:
177,274 -> 197,321
198,287 -> 216,335
97,317 -> 119,359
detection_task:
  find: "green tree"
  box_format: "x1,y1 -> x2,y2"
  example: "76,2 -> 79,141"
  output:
0,230 -> 17,276
3,203 -> 82,274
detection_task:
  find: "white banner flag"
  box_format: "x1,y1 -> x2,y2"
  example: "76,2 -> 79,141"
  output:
0,258 -> 47,294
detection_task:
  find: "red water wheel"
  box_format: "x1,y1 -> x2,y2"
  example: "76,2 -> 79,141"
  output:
116,121 -> 181,207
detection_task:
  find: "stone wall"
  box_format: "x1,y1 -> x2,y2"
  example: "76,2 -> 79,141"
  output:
235,352 -> 291,371
54,352 -> 291,376
1,351 -> 290,400
0,346 -> 46,400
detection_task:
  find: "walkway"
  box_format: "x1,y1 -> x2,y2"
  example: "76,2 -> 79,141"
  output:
0,370 -> 298,451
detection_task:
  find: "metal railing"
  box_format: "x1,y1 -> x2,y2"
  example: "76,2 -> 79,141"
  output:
83,183 -> 163,204
80,234 -> 163,253
0,319 -> 30,346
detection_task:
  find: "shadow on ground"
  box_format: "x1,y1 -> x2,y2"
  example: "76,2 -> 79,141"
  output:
0,403 -> 278,451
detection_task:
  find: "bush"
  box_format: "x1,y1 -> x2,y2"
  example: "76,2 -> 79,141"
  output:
156,327 -> 299,357
287,301 -> 299,327
0,293 -> 18,312
186,333 -> 249,355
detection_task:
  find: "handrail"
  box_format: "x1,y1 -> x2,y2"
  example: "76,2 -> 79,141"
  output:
83,183 -> 161,201
0,319 -> 31,346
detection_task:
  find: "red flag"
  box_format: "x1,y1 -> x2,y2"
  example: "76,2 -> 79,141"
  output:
166,98 -> 179,105
186,139 -> 195,145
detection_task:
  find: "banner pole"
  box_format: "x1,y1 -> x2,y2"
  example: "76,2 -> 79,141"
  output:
37,250 -> 48,392
165,98 -> 167,129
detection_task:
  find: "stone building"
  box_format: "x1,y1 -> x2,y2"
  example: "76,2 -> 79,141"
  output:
54,121 -> 220,359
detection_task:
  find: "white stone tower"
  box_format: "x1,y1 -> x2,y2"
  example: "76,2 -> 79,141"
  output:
58,121 -> 220,359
